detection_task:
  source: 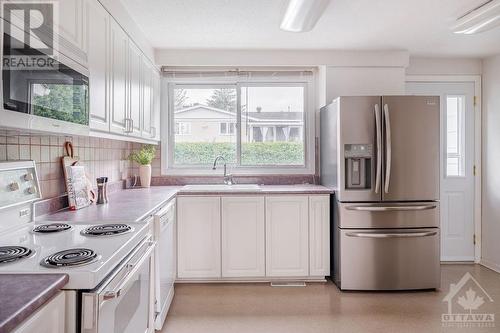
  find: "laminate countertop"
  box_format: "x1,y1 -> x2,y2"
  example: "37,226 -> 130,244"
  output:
43,185 -> 332,223
0,274 -> 68,333
44,186 -> 181,223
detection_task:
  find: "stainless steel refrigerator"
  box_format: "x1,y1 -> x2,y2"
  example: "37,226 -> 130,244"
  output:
320,96 -> 440,290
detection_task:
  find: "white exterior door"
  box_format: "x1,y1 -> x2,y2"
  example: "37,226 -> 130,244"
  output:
406,82 -> 475,261
177,196 -> 221,278
221,196 -> 265,278
265,196 -> 309,277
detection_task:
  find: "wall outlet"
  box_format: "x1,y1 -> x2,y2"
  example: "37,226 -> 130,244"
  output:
19,208 -> 30,217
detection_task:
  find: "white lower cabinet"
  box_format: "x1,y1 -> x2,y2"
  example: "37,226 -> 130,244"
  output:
265,196 -> 309,277
176,194 -> 330,281
222,196 -> 265,278
13,292 -> 66,333
177,196 -> 221,278
309,195 -> 330,276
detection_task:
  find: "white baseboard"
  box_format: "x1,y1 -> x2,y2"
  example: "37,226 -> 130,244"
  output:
480,258 -> 500,274
441,256 -> 475,262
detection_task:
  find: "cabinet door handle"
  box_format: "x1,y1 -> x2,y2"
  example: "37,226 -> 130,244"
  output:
124,118 -> 134,133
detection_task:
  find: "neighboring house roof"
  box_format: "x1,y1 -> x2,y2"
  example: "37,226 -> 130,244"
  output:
175,105 -> 303,123
245,111 -> 302,121
175,105 -> 236,118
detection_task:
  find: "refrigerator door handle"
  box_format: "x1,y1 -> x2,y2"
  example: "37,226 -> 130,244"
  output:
374,104 -> 382,194
345,204 -> 437,212
384,104 -> 392,193
345,231 -> 437,238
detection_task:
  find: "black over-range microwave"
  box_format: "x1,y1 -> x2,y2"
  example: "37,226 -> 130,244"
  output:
1,30 -> 89,132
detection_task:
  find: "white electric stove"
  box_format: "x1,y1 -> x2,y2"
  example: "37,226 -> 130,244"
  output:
0,221 -> 150,289
0,161 -> 156,333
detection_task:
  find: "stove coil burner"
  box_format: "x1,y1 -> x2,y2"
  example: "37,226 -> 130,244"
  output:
41,248 -> 99,268
33,223 -> 72,233
0,246 -> 34,264
81,224 -> 133,237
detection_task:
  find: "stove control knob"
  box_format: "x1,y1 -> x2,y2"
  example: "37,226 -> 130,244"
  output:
27,186 -> 37,195
24,173 -> 34,181
9,182 -> 20,191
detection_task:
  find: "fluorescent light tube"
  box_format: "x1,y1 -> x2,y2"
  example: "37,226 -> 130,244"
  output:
280,0 -> 331,32
452,0 -> 500,34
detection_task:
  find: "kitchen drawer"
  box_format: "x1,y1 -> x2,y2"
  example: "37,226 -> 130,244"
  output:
338,228 -> 440,290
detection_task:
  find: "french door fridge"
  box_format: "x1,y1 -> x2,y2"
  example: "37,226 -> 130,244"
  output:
321,96 -> 441,290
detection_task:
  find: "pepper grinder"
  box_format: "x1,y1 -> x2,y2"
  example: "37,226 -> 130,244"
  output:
103,177 -> 109,203
96,177 -> 105,205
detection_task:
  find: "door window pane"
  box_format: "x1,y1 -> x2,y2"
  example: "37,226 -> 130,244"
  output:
173,87 -> 237,166
240,86 -> 305,165
446,96 -> 466,177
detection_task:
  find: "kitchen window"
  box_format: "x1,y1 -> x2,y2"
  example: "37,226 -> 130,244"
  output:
175,122 -> 191,135
219,122 -> 236,135
446,95 -> 466,177
163,69 -> 315,174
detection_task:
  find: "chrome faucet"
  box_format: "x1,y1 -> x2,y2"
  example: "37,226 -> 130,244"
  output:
212,155 -> 233,185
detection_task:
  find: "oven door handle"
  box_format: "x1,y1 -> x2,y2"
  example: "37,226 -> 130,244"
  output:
100,240 -> 156,301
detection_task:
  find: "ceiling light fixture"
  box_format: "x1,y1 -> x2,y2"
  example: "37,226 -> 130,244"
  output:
452,0 -> 500,34
280,0 -> 331,32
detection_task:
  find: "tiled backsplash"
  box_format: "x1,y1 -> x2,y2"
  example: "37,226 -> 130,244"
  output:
0,131 -> 143,199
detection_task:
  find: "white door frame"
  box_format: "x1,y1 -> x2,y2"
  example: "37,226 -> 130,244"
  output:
405,75 -> 482,264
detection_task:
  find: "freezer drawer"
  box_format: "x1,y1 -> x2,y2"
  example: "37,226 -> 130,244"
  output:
336,201 -> 439,228
337,228 -> 440,290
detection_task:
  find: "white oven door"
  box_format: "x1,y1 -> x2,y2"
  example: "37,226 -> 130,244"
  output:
81,239 -> 155,333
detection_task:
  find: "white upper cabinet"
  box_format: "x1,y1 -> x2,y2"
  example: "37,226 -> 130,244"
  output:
222,196 -> 265,278
128,40 -> 143,137
152,70 -> 161,141
309,195 -> 330,277
86,0 -> 109,132
57,0 -> 87,65
177,196 -> 221,279
109,18 -> 129,135
266,196 -> 309,277
141,60 -> 154,139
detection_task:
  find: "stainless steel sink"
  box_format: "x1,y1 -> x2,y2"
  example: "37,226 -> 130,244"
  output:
181,184 -> 261,192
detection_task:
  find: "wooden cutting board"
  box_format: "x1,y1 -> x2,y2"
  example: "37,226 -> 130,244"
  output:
61,141 -> 96,204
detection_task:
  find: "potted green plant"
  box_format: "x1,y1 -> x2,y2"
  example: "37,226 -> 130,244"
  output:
128,145 -> 156,187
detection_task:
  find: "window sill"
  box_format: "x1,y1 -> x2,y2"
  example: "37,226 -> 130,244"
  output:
161,166 -> 315,176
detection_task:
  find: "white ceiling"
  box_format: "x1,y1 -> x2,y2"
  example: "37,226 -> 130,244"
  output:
120,0 -> 500,57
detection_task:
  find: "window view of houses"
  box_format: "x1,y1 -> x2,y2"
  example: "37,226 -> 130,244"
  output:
172,86 -> 305,166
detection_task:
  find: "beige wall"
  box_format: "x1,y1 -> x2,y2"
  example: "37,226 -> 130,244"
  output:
481,55 -> 500,272
406,57 -> 482,76
325,66 -> 406,103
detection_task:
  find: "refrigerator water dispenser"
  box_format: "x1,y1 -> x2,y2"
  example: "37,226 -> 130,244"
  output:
344,144 -> 372,189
